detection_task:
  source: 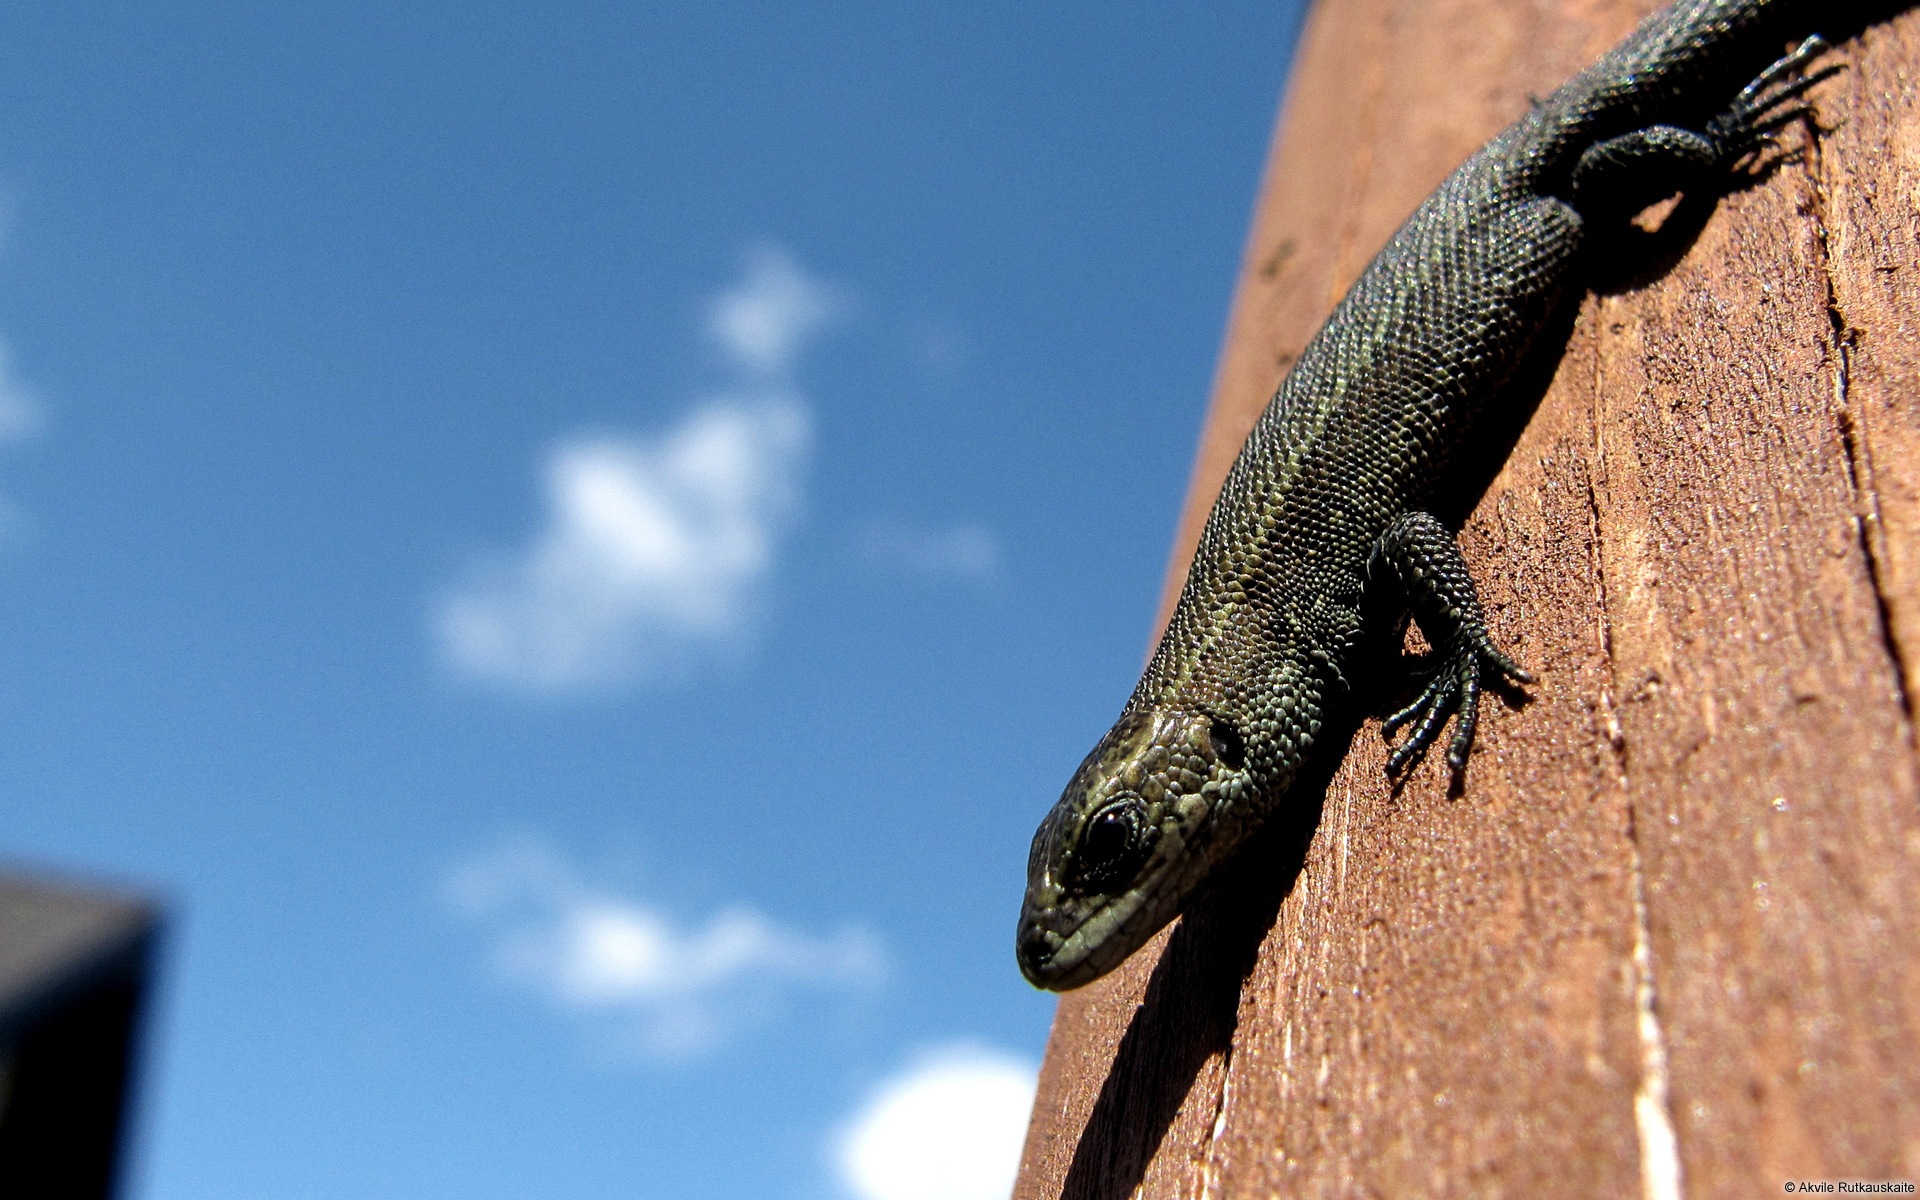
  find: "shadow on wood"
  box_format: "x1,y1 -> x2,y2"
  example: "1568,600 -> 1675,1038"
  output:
1057,715 -> 1348,1200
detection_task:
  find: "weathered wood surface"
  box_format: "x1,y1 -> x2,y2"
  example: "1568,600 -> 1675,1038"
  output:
1012,2 -> 1920,1197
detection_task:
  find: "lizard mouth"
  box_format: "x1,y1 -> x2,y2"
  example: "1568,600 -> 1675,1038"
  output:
1016,883 -> 1170,991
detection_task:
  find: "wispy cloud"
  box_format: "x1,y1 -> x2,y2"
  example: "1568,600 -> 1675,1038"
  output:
709,245 -> 843,378
0,338 -> 44,446
910,320 -> 971,374
834,1044 -> 1039,1200
0,336 -> 46,543
857,519 -> 1002,582
444,838 -> 884,1058
434,247 -> 838,692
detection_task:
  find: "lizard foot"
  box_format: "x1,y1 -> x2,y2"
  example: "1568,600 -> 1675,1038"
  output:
1382,633 -> 1532,776
1706,35 -> 1844,165
1371,510 -> 1533,776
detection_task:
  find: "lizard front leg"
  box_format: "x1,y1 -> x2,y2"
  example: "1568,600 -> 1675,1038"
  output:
1370,511 -> 1532,775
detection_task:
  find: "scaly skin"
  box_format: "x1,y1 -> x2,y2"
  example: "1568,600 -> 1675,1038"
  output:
1018,0 -> 1875,991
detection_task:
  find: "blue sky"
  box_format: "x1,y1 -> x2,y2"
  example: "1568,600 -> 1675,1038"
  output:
0,3 -> 1305,1197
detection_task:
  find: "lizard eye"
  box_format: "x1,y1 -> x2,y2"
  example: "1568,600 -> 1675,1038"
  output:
1208,718 -> 1246,770
1067,797 -> 1154,893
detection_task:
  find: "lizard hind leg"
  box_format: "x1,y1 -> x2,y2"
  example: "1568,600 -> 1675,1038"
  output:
1370,511 -> 1532,775
1568,35 -> 1841,222
1568,124 -> 1723,221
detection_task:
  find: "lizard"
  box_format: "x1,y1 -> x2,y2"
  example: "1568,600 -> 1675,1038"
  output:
1017,0 -> 1897,992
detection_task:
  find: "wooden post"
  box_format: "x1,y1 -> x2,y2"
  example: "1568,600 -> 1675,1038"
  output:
1012,2 -> 1920,1197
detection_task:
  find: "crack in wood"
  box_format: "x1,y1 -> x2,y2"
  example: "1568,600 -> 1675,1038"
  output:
1799,84 -> 1919,732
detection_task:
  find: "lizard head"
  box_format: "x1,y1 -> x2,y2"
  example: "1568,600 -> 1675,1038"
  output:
1016,705 -> 1255,990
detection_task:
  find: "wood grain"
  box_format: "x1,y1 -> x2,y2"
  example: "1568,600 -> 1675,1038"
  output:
1013,2 -> 1920,1197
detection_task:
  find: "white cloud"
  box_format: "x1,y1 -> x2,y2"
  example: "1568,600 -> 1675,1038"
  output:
708,245 -> 843,377
858,520 -> 1001,582
435,399 -> 809,690
835,1045 -> 1039,1200
435,248 -> 837,692
445,838 -> 884,1058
